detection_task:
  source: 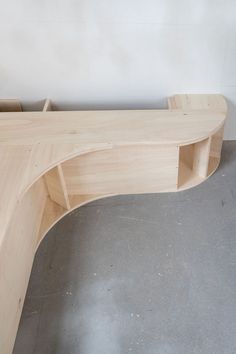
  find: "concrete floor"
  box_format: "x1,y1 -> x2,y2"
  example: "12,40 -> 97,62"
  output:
13,142 -> 236,354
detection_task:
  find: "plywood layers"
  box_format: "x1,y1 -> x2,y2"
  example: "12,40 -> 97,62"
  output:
62,145 -> 179,195
0,178 -> 48,354
0,95 -> 228,354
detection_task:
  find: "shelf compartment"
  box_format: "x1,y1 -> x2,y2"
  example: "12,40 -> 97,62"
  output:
44,164 -> 71,210
178,139 -> 210,190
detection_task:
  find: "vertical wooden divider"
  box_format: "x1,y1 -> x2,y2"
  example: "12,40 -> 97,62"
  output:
42,99 -> 71,210
44,165 -> 71,210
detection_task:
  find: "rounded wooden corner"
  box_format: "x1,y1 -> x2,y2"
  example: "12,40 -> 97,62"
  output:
0,93 -> 228,354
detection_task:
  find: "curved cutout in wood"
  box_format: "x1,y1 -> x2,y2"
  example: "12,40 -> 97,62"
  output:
0,94 -> 227,354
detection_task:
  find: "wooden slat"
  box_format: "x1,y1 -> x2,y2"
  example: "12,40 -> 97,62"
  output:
44,164 -> 71,210
192,138 -> 211,178
62,145 -> 179,195
43,99 -> 52,112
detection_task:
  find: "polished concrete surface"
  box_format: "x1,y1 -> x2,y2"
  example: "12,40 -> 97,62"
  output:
13,142 -> 236,354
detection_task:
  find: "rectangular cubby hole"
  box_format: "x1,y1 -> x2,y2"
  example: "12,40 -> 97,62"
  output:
178,138 -> 211,189
178,127 -> 224,189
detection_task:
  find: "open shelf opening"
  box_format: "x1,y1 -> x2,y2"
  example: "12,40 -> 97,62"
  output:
178,143 -> 202,189
178,139 -> 210,190
178,126 -> 224,190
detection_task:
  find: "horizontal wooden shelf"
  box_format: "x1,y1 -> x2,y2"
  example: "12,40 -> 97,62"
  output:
0,94 -> 227,354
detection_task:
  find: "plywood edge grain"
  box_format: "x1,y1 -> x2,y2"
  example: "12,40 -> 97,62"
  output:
168,94 -> 227,114
0,94 -> 228,354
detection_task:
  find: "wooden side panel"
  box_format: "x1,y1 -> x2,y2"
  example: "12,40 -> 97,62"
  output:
178,144 -> 204,190
169,94 -> 225,182
193,138 -> 211,178
44,165 -> 70,210
208,125 -> 224,175
0,178 -> 48,354
168,94 -> 227,113
209,125 -> 224,159
62,145 -> 179,195
0,100 -> 22,112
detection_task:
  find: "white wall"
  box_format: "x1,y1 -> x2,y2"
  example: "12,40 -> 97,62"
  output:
0,0 -> 236,139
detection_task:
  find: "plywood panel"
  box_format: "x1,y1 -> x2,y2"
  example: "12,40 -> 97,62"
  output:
37,194 -> 111,244
0,109 -> 226,146
193,138 -> 211,178
209,126 -> 224,159
168,94 -> 227,113
0,94 -> 227,354
44,164 -> 70,209
0,178 -> 48,354
38,197 -> 66,244
63,145 -> 179,195
43,99 -> 52,112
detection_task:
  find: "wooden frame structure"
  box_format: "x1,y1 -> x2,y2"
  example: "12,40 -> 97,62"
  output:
0,94 -> 227,353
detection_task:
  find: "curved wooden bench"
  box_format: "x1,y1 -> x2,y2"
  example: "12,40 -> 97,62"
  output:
0,94 -> 227,354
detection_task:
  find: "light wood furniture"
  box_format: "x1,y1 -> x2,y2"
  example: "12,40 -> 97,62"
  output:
0,95 -> 227,354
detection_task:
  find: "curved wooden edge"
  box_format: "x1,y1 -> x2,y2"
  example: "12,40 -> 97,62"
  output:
0,95 -> 227,247
36,193 -> 115,249
0,94 -> 228,354
36,148 -> 221,250
36,129 -> 223,250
